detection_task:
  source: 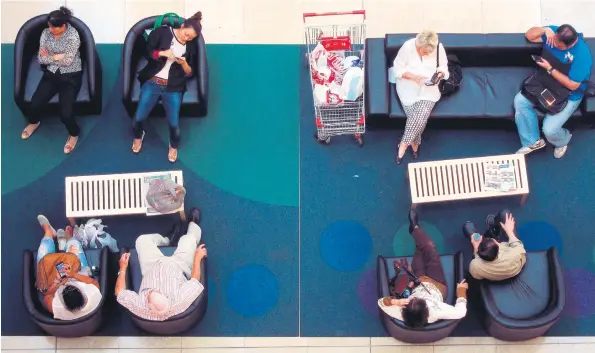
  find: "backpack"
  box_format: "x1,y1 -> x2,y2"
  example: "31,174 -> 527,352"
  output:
143,12 -> 182,41
436,43 -> 463,95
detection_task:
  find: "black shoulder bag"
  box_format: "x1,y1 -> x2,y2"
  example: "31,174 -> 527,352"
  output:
436,42 -> 463,95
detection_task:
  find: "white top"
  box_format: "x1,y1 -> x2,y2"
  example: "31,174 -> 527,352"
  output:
52,280 -> 102,320
155,28 -> 187,80
392,38 -> 450,107
378,281 -> 467,324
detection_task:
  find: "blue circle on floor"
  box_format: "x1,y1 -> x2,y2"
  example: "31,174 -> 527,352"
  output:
393,221 -> 444,256
320,221 -> 372,271
516,221 -> 563,255
226,265 -> 279,317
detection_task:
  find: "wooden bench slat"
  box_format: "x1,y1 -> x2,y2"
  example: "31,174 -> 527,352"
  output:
408,154 -> 529,206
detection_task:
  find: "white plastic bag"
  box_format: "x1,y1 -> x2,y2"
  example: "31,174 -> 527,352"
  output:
340,66 -> 364,101
74,219 -> 119,252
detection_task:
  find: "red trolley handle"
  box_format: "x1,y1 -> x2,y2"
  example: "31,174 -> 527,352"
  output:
302,10 -> 366,23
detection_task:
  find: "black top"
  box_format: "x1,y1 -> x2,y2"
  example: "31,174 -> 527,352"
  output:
138,26 -> 197,92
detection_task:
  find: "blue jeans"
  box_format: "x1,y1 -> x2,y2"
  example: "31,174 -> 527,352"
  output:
513,92 -> 582,148
132,80 -> 182,148
37,237 -> 91,275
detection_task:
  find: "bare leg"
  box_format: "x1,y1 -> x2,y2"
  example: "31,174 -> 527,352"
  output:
179,210 -> 187,222
398,143 -> 408,158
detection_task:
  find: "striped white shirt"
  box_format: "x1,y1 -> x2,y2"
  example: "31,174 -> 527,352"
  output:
117,259 -> 204,321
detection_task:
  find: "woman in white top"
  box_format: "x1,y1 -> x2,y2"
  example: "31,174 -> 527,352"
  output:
392,30 -> 449,164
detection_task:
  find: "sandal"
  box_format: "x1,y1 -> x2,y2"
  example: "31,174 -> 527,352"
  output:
168,145 -> 178,163
132,131 -> 145,154
64,136 -> 78,154
21,123 -> 40,140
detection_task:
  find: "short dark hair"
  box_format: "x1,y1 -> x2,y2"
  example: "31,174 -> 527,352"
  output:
62,285 -> 85,312
47,6 -> 72,27
556,24 -> 578,46
477,238 -> 499,262
402,298 -> 429,328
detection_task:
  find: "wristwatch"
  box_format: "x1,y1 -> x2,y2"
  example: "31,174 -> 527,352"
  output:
547,67 -> 554,75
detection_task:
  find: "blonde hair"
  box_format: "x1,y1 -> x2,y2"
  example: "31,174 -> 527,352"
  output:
415,30 -> 439,52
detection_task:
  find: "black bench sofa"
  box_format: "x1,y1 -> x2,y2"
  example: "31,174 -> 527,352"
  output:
14,14 -> 103,117
122,16 -> 209,118
365,33 -> 595,122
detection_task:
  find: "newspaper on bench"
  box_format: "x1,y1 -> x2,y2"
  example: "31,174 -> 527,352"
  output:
483,162 -> 517,192
142,173 -> 186,215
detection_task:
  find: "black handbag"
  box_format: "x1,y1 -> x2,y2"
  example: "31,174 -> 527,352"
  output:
435,42 -> 462,95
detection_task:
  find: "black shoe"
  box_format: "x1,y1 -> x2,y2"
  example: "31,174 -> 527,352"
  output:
396,156 -> 404,165
188,207 -> 201,225
484,214 -> 497,237
462,221 -> 478,240
166,222 -> 182,246
411,146 -> 419,160
408,209 -> 419,234
496,209 -> 512,225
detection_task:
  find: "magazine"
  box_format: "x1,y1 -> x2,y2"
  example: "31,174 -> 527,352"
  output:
483,162 -> 517,192
141,173 -> 173,215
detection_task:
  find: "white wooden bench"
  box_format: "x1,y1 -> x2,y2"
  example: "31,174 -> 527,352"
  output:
407,154 -> 529,208
65,170 -> 185,226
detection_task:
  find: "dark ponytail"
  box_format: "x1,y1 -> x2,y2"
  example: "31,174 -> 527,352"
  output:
48,6 -> 73,26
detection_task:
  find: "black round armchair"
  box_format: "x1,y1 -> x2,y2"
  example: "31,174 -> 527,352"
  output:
121,15 -> 209,118
120,246 -> 208,335
377,252 -> 465,343
14,14 -> 102,116
480,247 -> 565,341
22,247 -> 109,337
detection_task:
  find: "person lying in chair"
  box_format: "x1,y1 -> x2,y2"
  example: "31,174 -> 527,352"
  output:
464,210 -> 527,281
35,215 -> 101,320
115,208 -> 207,321
379,210 -> 468,327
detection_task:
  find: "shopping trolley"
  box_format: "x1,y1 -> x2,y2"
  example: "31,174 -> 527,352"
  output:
303,10 -> 366,147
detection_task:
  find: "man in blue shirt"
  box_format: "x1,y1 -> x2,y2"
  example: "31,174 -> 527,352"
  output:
514,24 -> 592,159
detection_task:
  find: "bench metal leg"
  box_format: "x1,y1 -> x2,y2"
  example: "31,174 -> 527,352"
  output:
520,194 -> 528,206
411,203 -> 417,210
179,210 -> 187,222
68,217 -> 77,227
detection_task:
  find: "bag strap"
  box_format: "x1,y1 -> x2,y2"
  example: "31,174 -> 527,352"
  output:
154,12 -> 180,29
579,80 -> 595,97
436,42 -> 440,68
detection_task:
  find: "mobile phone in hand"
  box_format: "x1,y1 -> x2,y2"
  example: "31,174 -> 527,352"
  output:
424,72 -> 440,86
56,262 -> 67,278
531,55 -> 543,62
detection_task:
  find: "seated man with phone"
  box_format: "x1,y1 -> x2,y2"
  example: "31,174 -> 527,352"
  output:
463,210 -> 527,281
514,24 -> 593,159
35,215 -> 101,320
378,210 -> 468,328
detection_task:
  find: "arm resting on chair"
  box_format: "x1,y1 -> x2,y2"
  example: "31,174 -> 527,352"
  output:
364,38 -> 389,118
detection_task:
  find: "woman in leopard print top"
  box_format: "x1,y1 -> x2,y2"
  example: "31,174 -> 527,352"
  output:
20,6 -> 83,154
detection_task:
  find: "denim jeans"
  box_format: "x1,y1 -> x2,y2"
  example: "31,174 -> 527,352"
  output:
513,92 -> 582,148
132,80 -> 183,148
37,237 -> 91,275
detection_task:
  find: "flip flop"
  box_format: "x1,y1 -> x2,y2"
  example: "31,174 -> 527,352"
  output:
21,123 -> 40,140
132,131 -> 145,154
168,145 -> 178,163
37,215 -> 56,236
64,136 -> 78,154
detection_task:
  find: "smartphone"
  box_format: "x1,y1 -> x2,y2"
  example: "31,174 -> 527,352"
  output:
56,262 -> 67,278
424,72 -> 440,86
531,55 -> 543,62
540,89 -> 556,106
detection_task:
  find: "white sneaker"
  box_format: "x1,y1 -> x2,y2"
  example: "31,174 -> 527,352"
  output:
516,139 -> 546,154
554,145 -> 568,159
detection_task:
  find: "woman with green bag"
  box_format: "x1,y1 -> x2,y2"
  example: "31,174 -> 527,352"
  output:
131,11 -> 202,163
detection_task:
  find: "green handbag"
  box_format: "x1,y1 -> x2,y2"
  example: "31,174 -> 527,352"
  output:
143,12 -> 182,41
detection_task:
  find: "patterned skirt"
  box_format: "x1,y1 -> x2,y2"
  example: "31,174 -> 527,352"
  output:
401,100 -> 436,145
